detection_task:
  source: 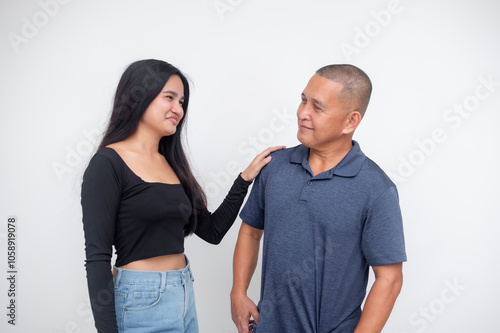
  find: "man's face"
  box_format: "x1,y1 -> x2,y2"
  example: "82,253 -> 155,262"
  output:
296,74 -> 350,150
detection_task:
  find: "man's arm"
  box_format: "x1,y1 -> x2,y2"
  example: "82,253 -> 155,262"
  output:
231,221 -> 264,333
354,262 -> 403,333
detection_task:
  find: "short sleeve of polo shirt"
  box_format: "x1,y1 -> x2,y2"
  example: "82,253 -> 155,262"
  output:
362,185 -> 407,266
239,171 -> 266,230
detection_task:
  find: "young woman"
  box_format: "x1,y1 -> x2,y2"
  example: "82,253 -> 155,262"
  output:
81,59 -> 282,332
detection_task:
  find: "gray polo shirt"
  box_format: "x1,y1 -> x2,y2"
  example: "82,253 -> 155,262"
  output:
240,141 -> 407,332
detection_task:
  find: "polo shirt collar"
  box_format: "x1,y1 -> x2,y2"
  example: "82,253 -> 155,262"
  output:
290,140 -> 366,178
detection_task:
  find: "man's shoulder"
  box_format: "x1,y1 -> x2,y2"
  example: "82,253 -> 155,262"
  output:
269,144 -> 305,161
255,144 -> 303,182
262,145 -> 306,173
360,156 -> 396,189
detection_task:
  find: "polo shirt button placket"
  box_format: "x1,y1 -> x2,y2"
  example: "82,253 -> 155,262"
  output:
299,180 -> 313,202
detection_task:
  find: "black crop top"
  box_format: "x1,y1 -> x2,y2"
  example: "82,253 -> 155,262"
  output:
81,147 -> 252,332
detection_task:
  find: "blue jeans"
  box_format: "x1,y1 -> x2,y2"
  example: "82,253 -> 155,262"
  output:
114,262 -> 198,332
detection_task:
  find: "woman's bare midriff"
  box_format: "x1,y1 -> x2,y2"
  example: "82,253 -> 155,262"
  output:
119,253 -> 187,271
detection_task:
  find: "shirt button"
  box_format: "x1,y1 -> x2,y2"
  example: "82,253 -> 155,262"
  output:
307,181 -> 312,185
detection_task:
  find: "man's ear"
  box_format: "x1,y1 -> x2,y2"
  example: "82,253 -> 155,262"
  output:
342,111 -> 362,134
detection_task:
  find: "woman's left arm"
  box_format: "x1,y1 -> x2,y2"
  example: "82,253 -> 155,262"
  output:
195,146 -> 285,244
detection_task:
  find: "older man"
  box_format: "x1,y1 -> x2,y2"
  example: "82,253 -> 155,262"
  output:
231,65 -> 406,332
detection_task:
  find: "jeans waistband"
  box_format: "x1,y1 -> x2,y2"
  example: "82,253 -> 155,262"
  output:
114,258 -> 192,292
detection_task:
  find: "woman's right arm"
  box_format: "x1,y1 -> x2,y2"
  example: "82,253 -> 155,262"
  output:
81,153 -> 122,333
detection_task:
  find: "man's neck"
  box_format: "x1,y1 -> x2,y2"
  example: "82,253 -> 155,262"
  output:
308,140 -> 353,176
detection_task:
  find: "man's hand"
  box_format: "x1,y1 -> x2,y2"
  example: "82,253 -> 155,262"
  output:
231,292 -> 259,333
231,222 -> 264,332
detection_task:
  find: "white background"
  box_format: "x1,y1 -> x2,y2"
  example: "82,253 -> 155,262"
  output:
1,0 -> 499,332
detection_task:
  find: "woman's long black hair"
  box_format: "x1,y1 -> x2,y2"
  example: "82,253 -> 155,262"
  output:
98,59 -> 207,235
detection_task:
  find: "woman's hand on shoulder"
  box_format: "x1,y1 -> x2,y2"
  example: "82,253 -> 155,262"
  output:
240,146 -> 286,182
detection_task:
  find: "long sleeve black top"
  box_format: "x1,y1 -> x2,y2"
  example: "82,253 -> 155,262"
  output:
81,148 -> 251,332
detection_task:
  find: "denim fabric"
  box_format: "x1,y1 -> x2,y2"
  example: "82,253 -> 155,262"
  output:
114,262 -> 198,332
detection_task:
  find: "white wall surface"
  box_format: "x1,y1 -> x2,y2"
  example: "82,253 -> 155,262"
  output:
1,0 -> 499,332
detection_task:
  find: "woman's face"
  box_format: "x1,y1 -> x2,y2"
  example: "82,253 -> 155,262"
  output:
139,74 -> 185,138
